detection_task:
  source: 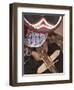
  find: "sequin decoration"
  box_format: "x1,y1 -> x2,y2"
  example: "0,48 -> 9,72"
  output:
24,31 -> 48,47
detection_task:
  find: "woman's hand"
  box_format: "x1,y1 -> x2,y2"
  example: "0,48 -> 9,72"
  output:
32,51 -> 42,61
